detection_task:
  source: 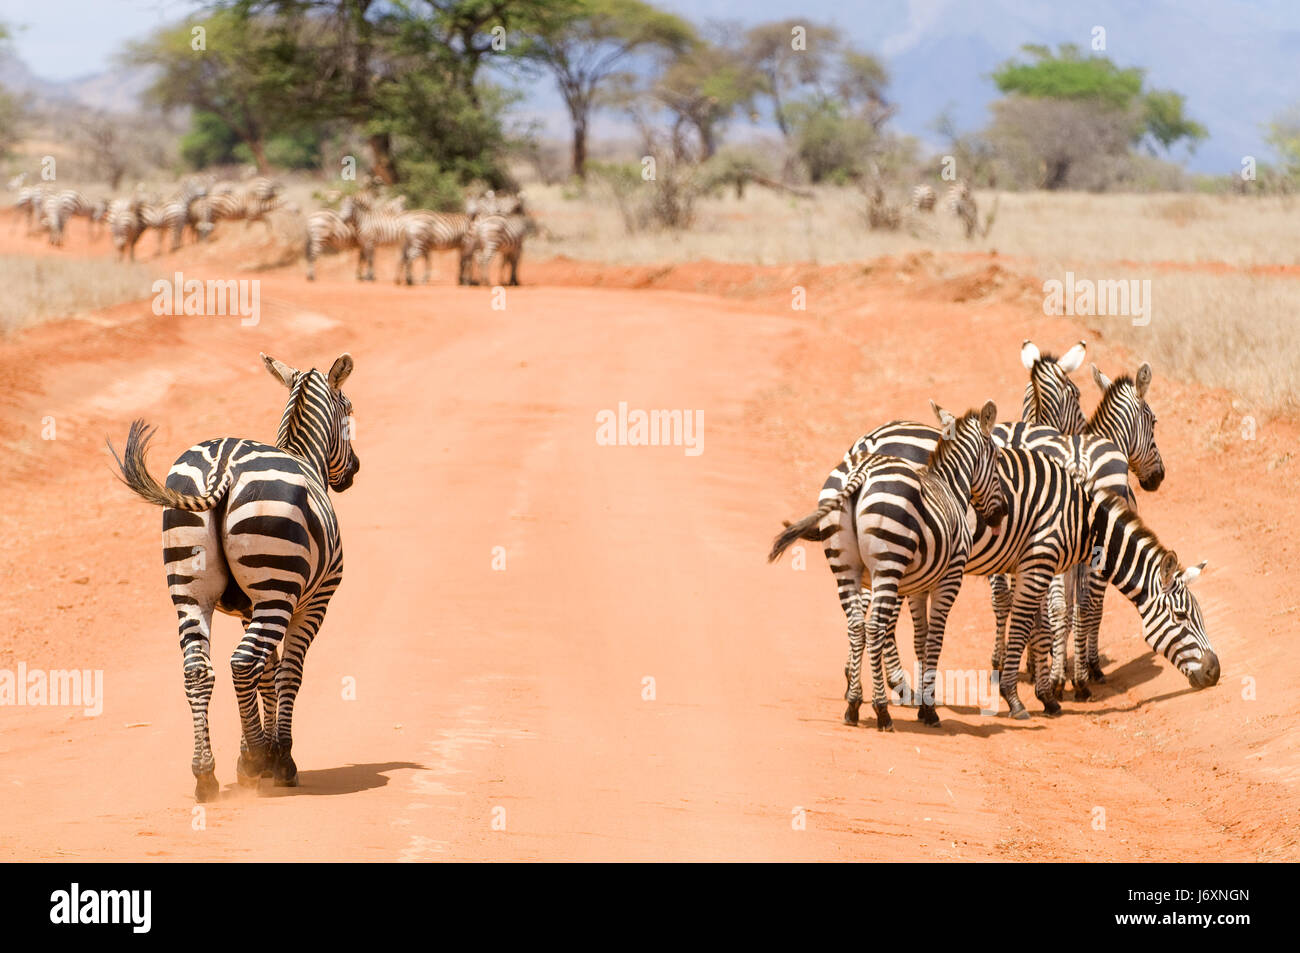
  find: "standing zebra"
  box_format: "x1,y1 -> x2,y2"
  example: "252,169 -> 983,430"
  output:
39,189 -> 95,246
911,184 -> 937,212
770,401 -> 1006,730
339,195 -> 407,282
465,212 -> 532,286
109,353 -> 360,802
304,207 -> 359,281
13,183 -> 51,234
398,210 -> 472,285
106,195 -> 147,262
946,181 -> 979,238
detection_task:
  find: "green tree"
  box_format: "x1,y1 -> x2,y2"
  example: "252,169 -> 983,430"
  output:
523,0 -> 696,179
1265,104 -> 1300,179
652,41 -> 763,159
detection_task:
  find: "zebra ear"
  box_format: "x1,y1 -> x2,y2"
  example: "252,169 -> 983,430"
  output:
1020,340 -> 1040,371
328,353 -> 354,391
1058,341 -> 1086,374
978,399 -> 997,435
1136,362 -> 1153,398
1157,550 -> 1180,590
261,353 -> 296,388
1091,363 -> 1111,393
1179,560 -> 1207,585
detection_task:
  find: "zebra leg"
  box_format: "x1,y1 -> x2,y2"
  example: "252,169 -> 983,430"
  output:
507,247 -> 521,286
230,609 -> 289,786
257,644 -> 280,777
269,581 -> 336,786
989,574 -> 1012,685
180,610 -> 219,802
919,568 -> 964,726
1046,574 -> 1069,700
866,575 -> 902,731
1085,570 -> 1107,681
305,238 -> 316,281
1001,570 -> 1055,718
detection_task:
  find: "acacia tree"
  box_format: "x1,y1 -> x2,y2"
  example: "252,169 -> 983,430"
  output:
523,0 -> 695,179
652,40 -> 762,159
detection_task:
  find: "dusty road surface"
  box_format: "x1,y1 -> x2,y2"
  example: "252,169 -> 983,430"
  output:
1,230 -> 1296,861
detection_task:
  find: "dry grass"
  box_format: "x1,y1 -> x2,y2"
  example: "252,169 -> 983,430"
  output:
0,254 -> 153,334
527,185 -> 1300,269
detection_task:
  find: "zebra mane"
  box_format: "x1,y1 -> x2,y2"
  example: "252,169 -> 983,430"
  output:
925,409 -> 980,472
276,368 -> 324,451
1087,374 -> 1137,431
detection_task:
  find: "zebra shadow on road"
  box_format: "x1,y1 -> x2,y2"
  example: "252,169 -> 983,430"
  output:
261,760 -> 428,797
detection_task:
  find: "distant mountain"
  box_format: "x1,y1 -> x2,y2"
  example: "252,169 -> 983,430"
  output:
0,47 -> 155,115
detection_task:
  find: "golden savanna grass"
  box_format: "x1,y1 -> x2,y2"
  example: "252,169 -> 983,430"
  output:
0,253 -> 153,333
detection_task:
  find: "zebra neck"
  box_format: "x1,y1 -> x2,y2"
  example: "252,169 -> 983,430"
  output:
1088,496 -> 1157,604
1086,411 -> 1132,457
276,379 -> 330,479
930,448 -> 973,500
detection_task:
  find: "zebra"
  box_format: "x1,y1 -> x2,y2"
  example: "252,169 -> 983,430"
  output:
398,210 -> 472,285
304,207 -> 358,281
946,181 -> 980,238
38,189 -> 95,246
338,194 -> 407,282
911,184 -> 937,212
464,213 -> 531,286
106,195 -> 147,262
108,353 -> 360,802
13,183 -> 51,234
770,400 -> 1006,730
785,442 -> 1217,720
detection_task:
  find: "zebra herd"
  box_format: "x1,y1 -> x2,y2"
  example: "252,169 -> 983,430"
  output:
8,172 -> 534,288
305,188 -> 533,287
8,172 -> 287,260
769,340 -> 1218,730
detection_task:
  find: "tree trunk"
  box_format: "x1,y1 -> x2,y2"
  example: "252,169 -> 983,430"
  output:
247,139 -> 271,175
369,133 -> 397,185
572,118 -> 588,180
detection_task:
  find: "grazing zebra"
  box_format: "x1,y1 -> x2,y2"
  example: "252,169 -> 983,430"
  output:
465,213 -> 532,286
108,353 -> 360,802
13,183 -> 51,234
770,401 -> 1006,730
106,196 -> 147,262
787,441 -> 1216,719
911,184 -> 937,212
304,207 -> 358,281
339,195 -> 407,282
398,210 -> 472,285
39,189 -> 95,246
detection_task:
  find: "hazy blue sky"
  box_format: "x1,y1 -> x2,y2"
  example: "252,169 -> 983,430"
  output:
3,0 -> 1297,173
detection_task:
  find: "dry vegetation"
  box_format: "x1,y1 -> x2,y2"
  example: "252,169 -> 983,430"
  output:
0,253 -> 152,333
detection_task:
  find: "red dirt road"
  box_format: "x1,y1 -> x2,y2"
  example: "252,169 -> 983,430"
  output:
0,231 -> 1297,860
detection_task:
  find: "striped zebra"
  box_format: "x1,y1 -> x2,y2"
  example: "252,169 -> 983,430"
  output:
946,181 -> 979,238
785,441 -> 1217,720
193,178 -> 282,239
39,189 -> 95,246
398,210 -> 472,285
106,195 -> 147,262
339,194 -> 407,282
304,207 -> 358,281
13,183 -> 51,234
770,401 -> 1007,729
911,184 -> 937,212
465,213 -> 531,286
108,353 -> 360,802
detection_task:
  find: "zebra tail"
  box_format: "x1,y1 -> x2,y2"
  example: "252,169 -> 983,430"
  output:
108,419 -> 232,511
768,457 -> 874,563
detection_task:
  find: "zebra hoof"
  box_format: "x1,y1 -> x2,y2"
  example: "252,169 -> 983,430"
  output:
236,747 -> 268,787
843,699 -> 861,727
917,704 -> 940,727
873,703 -> 894,732
1037,692 -> 1062,716
1051,680 -> 1066,701
194,771 -> 219,803
1074,683 -> 1092,702
273,759 -> 298,787
1089,662 -> 1106,682
1011,708 -> 1031,720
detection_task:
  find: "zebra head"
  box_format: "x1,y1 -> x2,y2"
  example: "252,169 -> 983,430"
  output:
1091,362 -> 1165,491
1020,339 -> 1087,433
930,399 -> 1007,530
1146,551 -> 1218,689
262,353 -> 360,493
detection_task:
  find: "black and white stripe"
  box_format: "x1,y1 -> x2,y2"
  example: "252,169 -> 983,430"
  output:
304,208 -> 358,281
398,211 -> 472,285
911,184 -> 937,212
109,353 -> 360,802
464,213 -> 531,286
771,401 -> 1006,730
